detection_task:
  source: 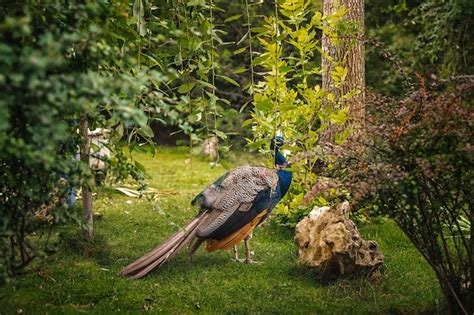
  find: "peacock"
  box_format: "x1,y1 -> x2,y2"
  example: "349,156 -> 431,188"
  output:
119,137 -> 292,279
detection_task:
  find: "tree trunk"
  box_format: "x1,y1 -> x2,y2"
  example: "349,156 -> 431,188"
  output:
322,0 -> 365,133
79,114 -> 93,240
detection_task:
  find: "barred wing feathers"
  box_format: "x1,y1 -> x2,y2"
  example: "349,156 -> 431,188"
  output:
193,166 -> 279,239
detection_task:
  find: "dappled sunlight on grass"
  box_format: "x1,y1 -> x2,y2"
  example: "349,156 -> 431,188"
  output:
0,147 -> 443,314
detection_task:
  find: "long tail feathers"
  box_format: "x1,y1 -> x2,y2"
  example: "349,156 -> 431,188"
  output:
119,212 -> 208,279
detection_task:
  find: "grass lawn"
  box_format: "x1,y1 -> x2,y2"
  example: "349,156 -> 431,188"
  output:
0,146 -> 444,314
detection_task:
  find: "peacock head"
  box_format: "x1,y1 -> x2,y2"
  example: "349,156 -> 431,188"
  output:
270,136 -> 292,196
270,136 -> 285,150
270,136 -> 290,169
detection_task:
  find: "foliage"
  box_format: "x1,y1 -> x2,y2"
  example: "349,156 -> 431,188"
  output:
414,0 -> 474,77
244,0 -> 355,226
339,78 -> 473,314
0,0 -> 316,279
0,147 -> 445,313
274,176 -> 350,227
365,0 -> 474,96
128,0 -> 247,151
0,0 -> 165,279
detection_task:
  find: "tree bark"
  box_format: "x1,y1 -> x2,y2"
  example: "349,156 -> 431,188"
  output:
322,0 -> 365,129
79,114 -> 93,240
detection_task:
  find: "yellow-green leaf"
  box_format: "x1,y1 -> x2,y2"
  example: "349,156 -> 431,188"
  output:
255,99 -> 273,112
224,14 -> 242,23
329,109 -> 349,124
327,92 -> 335,102
234,67 -> 247,74
217,75 -> 240,87
233,47 -> 247,55
242,118 -> 254,127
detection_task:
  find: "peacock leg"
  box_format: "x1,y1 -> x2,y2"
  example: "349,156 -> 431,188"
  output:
243,234 -> 261,264
232,234 -> 261,264
232,245 -> 240,261
231,244 -> 249,263
243,234 -> 252,263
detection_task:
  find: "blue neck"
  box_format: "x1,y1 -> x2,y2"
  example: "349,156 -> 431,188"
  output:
274,149 -> 287,167
277,169 -> 292,197
274,148 -> 292,197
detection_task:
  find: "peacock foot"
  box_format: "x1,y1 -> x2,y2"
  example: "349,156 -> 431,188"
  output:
232,257 -> 262,264
232,250 -> 261,264
244,258 -> 262,264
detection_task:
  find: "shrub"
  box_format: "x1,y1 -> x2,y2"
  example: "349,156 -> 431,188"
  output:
0,0 -> 153,280
0,1 -> 92,280
340,78 -> 473,314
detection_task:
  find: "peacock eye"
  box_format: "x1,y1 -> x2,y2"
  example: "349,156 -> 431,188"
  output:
369,242 -> 377,251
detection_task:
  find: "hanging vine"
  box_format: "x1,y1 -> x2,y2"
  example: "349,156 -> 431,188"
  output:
208,0 -> 220,163
245,0 -> 255,94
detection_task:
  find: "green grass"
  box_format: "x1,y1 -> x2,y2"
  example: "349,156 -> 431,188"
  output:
0,147 -> 444,314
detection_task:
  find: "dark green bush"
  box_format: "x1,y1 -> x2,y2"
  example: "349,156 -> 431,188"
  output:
340,78 -> 473,314
0,0 -> 154,280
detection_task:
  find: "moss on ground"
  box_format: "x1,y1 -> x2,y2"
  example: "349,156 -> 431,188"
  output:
0,147 -> 444,314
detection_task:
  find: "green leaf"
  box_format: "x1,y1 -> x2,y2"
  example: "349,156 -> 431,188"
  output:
247,139 -> 267,150
195,112 -> 202,122
335,129 -> 351,144
139,124 -> 154,138
174,51 -> 183,66
236,32 -> 249,45
279,9 -> 294,19
187,0 -> 204,6
197,79 -> 216,90
252,54 -> 268,66
317,196 -> 329,206
233,47 -> 247,55
134,161 -> 146,172
144,54 -> 164,70
279,65 -> 292,73
242,118 -> 254,127
132,0 -> 144,17
251,27 -> 267,34
223,98 -> 234,106
132,0 -> 146,36
240,101 -> 251,113
138,18 -> 147,36
234,67 -> 247,74
311,11 -> 323,27
255,99 -> 273,112
215,130 -> 227,140
326,92 -> 335,102
217,75 -> 240,87
224,14 -> 242,23
178,82 -> 196,94
329,109 -> 349,125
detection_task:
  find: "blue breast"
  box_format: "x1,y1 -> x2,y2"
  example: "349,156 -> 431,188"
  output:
277,170 -> 293,198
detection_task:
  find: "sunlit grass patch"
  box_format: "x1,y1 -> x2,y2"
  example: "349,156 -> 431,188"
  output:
0,146 -> 444,314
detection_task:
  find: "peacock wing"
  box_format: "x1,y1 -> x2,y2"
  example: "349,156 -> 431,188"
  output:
194,165 -> 278,238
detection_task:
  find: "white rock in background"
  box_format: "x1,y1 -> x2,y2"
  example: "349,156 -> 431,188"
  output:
202,136 -> 218,162
88,128 -> 111,171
